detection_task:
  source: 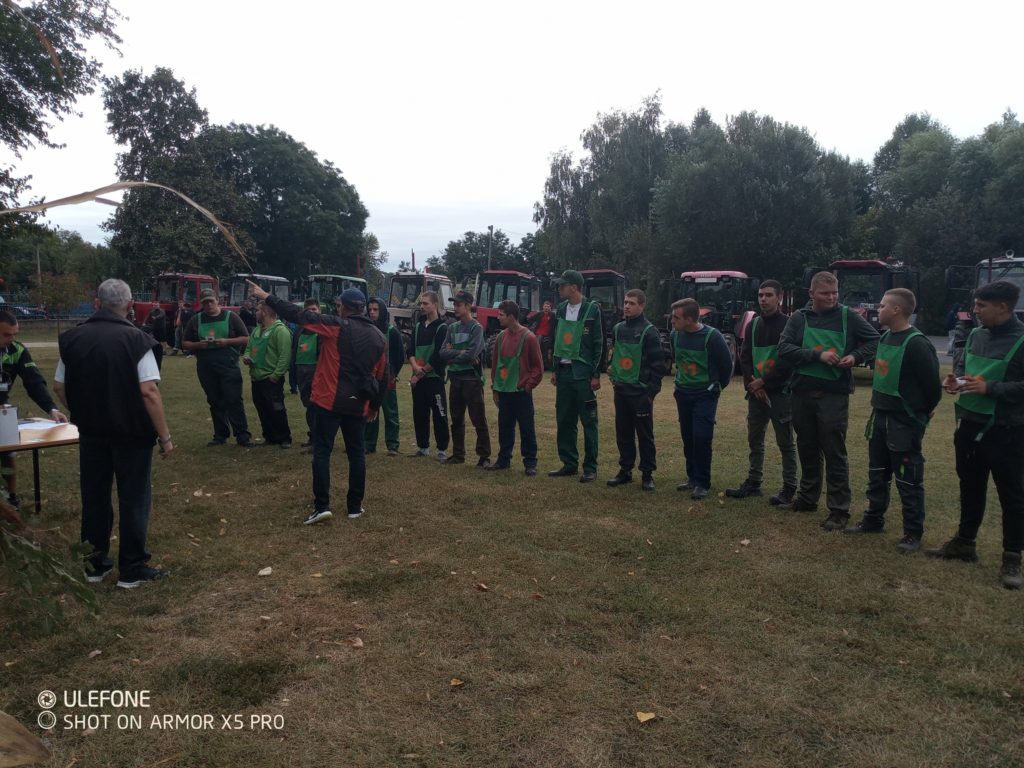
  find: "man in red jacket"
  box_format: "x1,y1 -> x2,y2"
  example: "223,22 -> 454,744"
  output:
247,282 -> 389,524
488,300 -> 543,474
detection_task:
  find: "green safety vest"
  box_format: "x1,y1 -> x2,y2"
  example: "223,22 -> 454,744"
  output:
872,329 -> 928,425
609,322 -> 653,386
751,316 -> 781,379
673,328 -> 712,388
493,330 -> 528,393
246,326 -> 270,369
198,310 -> 232,341
295,331 -> 318,365
446,321 -> 483,383
553,301 -> 596,361
958,327 -> 1024,438
798,306 -> 848,381
414,322 -> 440,380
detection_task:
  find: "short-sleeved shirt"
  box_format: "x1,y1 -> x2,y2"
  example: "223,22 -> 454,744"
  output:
55,350 -> 160,384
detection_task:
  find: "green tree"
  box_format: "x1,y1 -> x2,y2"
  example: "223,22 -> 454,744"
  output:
0,0 -> 122,233
435,229 -> 521,283
103,69 -> 368,282
103,67 -> 208,180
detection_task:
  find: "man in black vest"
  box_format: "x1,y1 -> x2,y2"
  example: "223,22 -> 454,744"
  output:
53,279 -> 174,589
930,280 -> 1024,589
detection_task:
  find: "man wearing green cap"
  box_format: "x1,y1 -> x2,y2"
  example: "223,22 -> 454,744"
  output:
548,269 -> 605,483
182,289 -> 252,447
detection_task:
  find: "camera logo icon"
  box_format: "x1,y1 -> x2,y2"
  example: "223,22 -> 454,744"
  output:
37,690 -> 57,710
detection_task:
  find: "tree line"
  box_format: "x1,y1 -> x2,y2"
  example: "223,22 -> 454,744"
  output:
4,4 -> 1024,332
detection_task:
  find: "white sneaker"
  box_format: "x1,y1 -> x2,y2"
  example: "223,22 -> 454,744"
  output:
437,450 -> 448,462
303,509 -> 332,525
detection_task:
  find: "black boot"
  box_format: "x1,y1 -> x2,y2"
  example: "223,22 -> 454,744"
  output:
607,471 -> 632,487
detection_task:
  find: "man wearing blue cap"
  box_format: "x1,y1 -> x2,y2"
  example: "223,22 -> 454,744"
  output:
247,282 -> 389,524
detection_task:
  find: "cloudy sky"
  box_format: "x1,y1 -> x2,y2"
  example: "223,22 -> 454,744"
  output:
7,0 -> 1022,271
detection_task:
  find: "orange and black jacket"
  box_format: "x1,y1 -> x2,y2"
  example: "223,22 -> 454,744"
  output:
266,295 -> 390,417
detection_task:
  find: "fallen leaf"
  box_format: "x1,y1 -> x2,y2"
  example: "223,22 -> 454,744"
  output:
740,539 -> 751,547
529,592 -> 544,600
349,637 -> 364,649
87,649 -> 102,659
115,633 -> 124,639
389,559 -> 399,565
259,615 -> 271,621
220,518 -> 228,523
636,711 -> 657,723
450,678 -> 464,687
659,635 -> 672,641
192,489 -> 203,497
687,506 -> 695,513
474,583 -> 489,592
218,527 -> 226,536
204,493 -> 212,498
4,660 -> 16,667
311,572 -> 323,578
646,539 -> 653,545
221,491 -> 236,496
258,567 -> 273,577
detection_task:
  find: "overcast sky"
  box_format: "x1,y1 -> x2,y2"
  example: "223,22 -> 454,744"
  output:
6,0 -> 1022,272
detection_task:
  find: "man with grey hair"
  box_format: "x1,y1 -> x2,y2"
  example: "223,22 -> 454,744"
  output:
54,279 -> 174,589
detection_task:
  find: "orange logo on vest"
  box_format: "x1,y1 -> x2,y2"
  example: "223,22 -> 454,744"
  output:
682,362 -> 699,377
875,359 -> 889,377
756,358 -> 776,375
499,367 -> 509,380
562,331 -> 574,345
620,358 -> 634,370
299,342 -> 309,352
416,357 -> 425,367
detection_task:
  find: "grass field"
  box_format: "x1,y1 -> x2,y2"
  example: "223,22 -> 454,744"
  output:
2,338 -> 1023,768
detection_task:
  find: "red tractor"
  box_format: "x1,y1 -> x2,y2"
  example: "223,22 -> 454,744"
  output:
473,269 -> 543,365
133,273 -> 222,342
660,270 -> 761,371
803,259 -> 920,331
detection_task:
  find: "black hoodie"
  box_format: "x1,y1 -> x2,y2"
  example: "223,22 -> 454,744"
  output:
368,298 -> 406,378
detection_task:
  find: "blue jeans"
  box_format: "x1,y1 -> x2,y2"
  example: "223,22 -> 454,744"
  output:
674,388 -> 720,489
79,436 -> 153,576
496,391 -> 538,468
311,405 -> 366,515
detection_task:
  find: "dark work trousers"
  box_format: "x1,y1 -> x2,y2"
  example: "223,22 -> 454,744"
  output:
745,392 -> 798,489
196,353 -> 251,443
555,368 -> 599,473
539,336 -> 553,371
251,377 -> 291,444
311,405 -> 367,515
449,375 -> 491,460
673,388 -> 720,489
864,412 -> 926,536
297,364 -> 317,440
412,376 -> 450,451
79,435 -> 153,577
955,420 -> 1024,553
791,391 -> 851,513
496,391 -> 538,468
614,388 -> 656,474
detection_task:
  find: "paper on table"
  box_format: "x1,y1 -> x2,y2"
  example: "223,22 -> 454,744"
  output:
19,420 -> 61,431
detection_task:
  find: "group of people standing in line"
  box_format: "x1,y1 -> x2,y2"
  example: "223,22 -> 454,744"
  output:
4,264 -> 1022,592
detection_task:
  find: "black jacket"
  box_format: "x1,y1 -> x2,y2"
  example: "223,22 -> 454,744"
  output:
611,315 -> 665,398
58,309 -> 160,446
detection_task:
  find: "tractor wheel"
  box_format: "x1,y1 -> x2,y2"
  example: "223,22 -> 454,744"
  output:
724,334 -> 739,374
483,331 -> 498,368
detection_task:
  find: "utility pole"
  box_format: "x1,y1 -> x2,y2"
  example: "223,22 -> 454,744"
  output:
486,225 -> 494,270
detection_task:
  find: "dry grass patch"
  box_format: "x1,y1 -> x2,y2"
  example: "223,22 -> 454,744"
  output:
2,343 -> 1023,767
